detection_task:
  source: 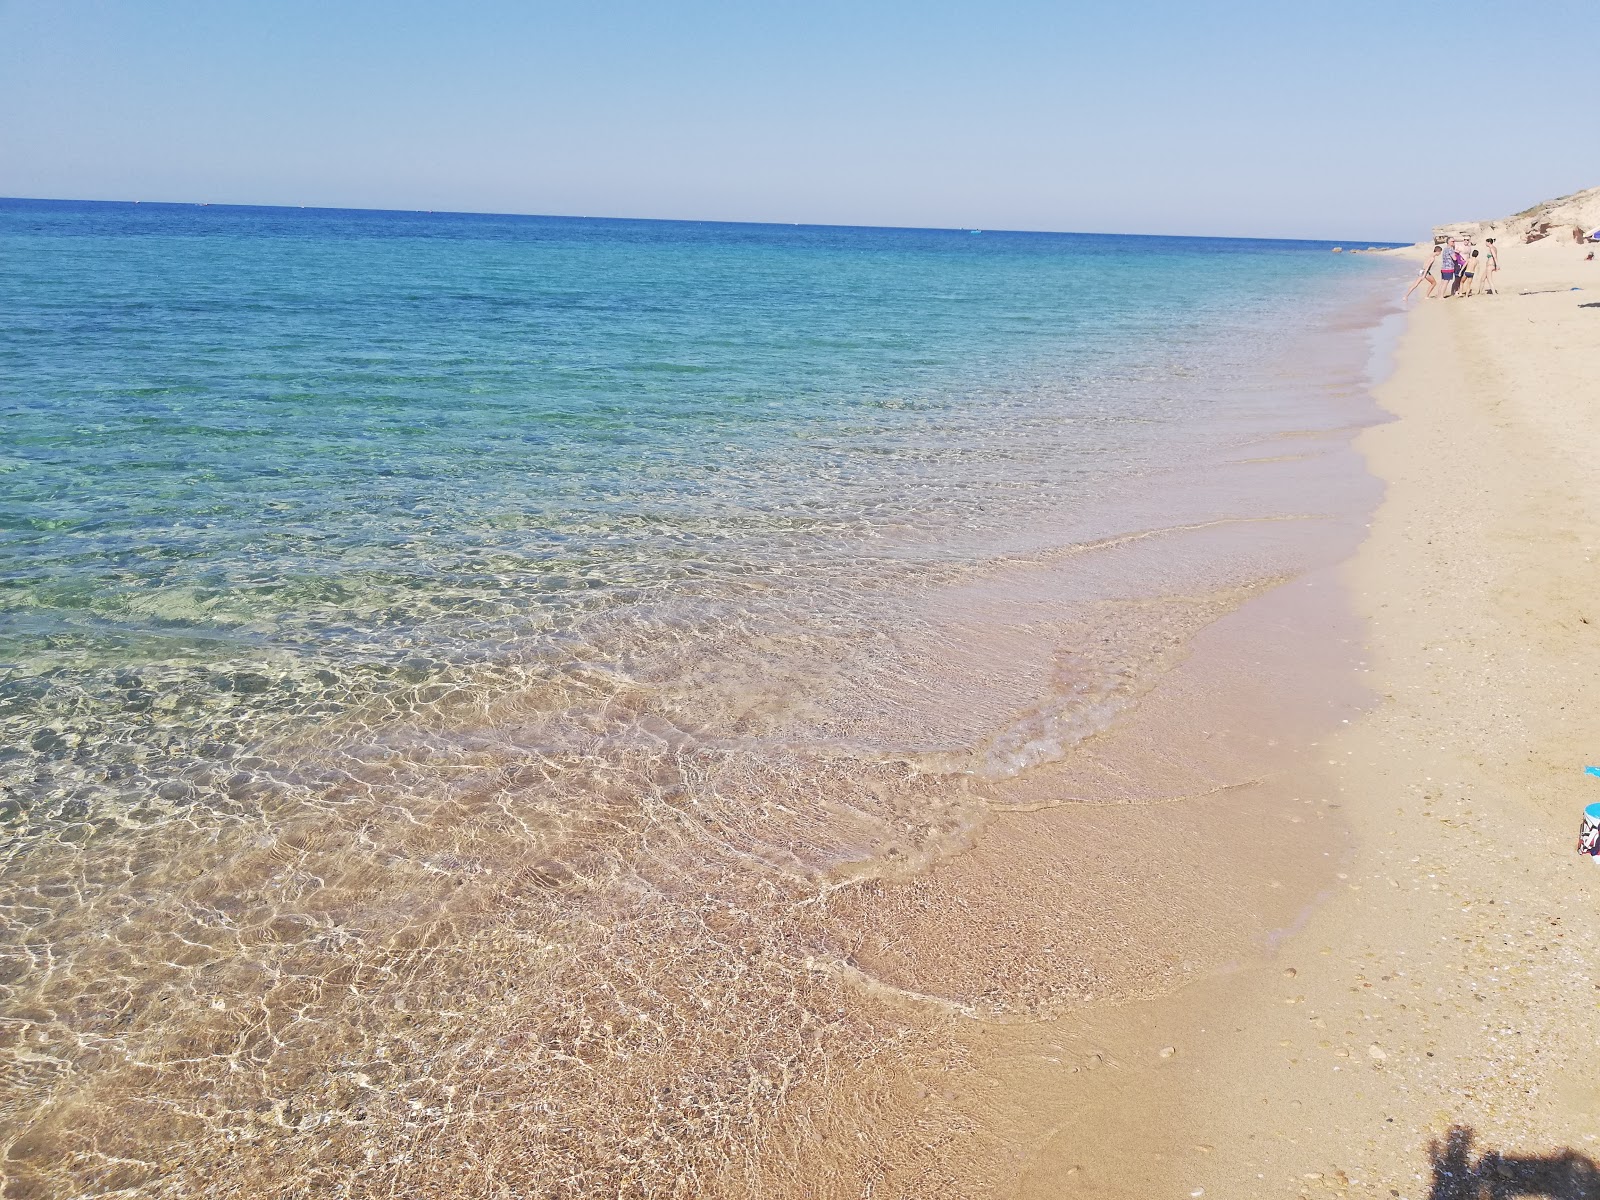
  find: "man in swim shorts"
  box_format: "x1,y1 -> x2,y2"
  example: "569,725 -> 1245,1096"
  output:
1438,240 -> 1457,297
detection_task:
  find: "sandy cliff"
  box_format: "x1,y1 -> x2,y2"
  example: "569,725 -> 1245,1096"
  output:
1435,184 -> 1600,245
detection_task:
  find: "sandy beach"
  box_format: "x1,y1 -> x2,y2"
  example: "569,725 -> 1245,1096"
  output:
998,233 -> 1600,1196
8,6 -> 1599,1193
7,197 -> 1595,1197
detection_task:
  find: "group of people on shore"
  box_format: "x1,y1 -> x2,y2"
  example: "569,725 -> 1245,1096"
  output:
1407,236 -> 1498,301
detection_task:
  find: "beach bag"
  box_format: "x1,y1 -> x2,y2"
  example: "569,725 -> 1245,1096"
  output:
1579,802 -> 1600,856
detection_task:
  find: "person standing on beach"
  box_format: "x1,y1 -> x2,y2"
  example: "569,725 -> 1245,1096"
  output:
1459,247 -> 1481,296
1481,238 -> 1499,294
1438,240 -> 1458,297
1406,245 -> 1442,301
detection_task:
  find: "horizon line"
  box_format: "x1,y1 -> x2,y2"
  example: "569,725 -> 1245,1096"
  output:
0,194 -> 1412,248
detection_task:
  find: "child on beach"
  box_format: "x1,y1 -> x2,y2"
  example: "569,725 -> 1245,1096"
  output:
1451,242 -> 1469,295
1406,246 -> 1441,301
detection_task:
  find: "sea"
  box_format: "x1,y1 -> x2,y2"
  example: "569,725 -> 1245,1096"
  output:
0,198 -> 1406,1197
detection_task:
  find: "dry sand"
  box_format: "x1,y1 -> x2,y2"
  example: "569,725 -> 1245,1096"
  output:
985,236 -> 1600,1197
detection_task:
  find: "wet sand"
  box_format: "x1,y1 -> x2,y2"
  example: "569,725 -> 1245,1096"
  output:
985,243 -> 1600,1196
727,298 -> 1404,1196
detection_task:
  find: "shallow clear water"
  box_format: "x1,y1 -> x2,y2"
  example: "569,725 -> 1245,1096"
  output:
0,198 -> 1401,1196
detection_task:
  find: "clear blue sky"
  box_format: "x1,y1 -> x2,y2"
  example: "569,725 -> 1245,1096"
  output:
1,0 -> 1592,241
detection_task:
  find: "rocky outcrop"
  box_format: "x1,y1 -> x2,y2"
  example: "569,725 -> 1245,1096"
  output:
1434,185 -> 1600,245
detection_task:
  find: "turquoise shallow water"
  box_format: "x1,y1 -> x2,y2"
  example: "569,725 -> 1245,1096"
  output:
0,198 -> 1402,1196
3,202 -> 1391,792
5,202 -> 1382,660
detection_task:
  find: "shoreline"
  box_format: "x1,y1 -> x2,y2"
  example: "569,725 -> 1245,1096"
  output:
741,271 -> 1410,1195
1000,233 -> 1600,1196
19,200 -> 1589,1194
